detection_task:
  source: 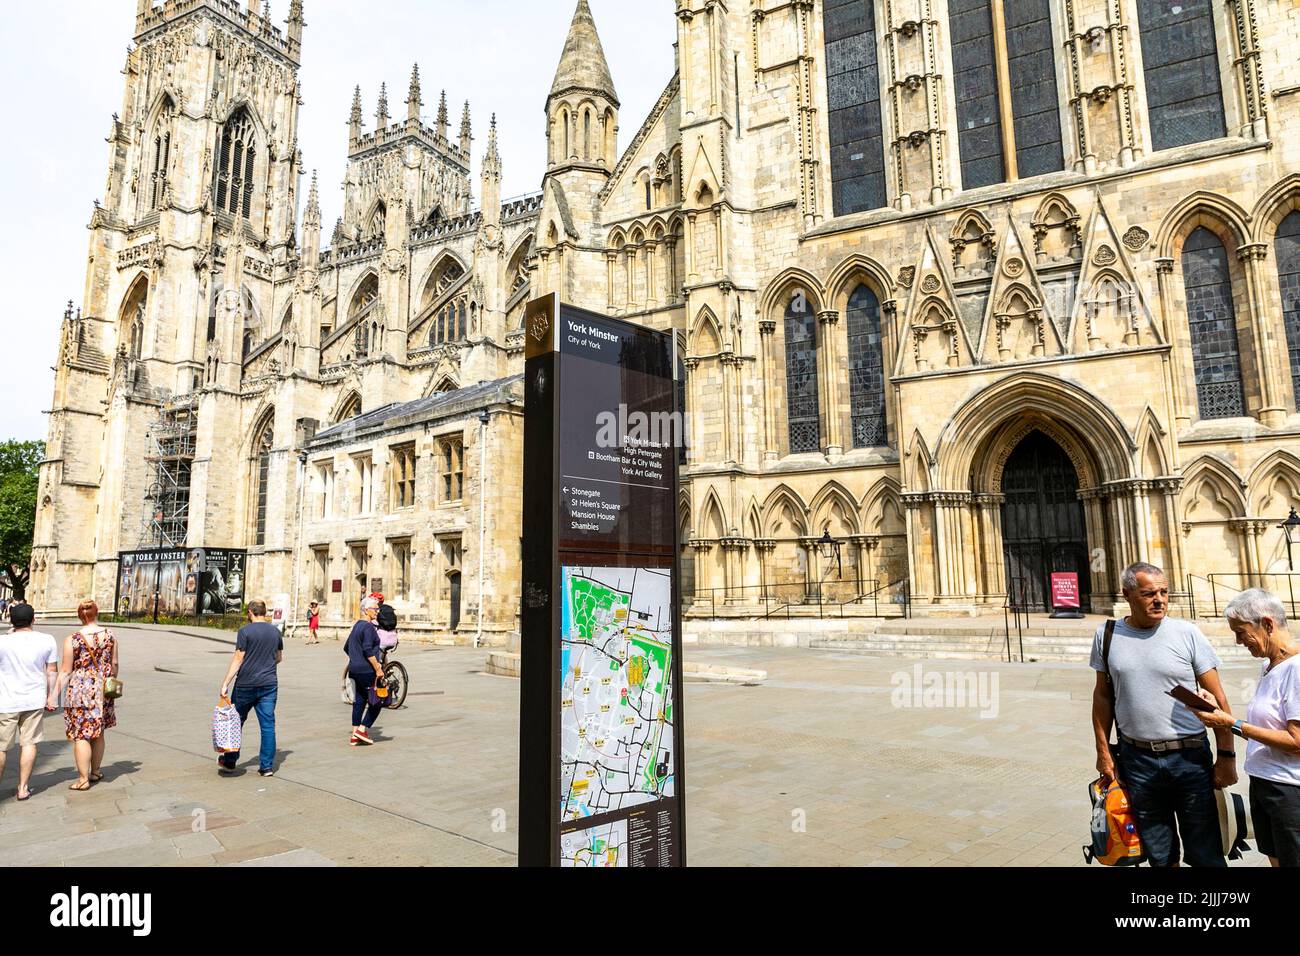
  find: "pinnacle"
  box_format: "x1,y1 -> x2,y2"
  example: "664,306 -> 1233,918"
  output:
549,0 -> 618,106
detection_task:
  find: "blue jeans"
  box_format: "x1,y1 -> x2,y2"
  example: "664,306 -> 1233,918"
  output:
350,670 -> 383,729
220,684 -> 278,772
1118,737 -> 1225,867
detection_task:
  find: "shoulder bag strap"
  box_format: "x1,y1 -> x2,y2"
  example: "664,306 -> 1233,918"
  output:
1103,619 -> 1121,742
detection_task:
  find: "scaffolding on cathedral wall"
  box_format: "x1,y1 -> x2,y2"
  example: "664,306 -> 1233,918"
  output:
140,394 -> 198,549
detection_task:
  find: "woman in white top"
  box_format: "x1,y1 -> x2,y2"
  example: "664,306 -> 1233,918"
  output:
1195,588 -> 1300,867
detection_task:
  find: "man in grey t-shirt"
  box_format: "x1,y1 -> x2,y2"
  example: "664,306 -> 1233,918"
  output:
1090,562 -> 1235,867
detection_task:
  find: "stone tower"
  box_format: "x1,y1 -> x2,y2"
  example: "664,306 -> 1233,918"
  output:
30,0 -> 305,612
535,0 -> 619,301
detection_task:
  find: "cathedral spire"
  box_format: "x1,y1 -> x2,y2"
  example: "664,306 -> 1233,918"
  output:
376,82 -> 389,129
481,114 -> 501,227
348,85 -> 363,140
304,169 -> 320,226
549,0 -> 619,107
459,100 -> 472,154
436,90 -> 449,139
406,63 -> 422,123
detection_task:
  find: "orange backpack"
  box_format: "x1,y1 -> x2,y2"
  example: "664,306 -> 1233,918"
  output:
1083,778 -> 1146,866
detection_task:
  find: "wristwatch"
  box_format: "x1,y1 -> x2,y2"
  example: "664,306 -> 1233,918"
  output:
1216,748 -> 1236,759
1232,719 -> 1245,739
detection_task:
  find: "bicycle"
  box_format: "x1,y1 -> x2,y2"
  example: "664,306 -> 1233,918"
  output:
340,641 -> 409,709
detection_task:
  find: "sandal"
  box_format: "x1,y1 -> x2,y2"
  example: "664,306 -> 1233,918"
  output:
16,788 -> 31,801
68,780 -> 91,791
89,771 -> 104,783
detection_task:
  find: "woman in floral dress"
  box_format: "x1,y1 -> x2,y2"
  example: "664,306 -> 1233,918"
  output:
56,599 -> 118,790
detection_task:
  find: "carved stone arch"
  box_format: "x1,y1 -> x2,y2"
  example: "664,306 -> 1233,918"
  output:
825,254 -> 895,310
678,490 -> 693,539
215,98 -> 270,144
905,429 -> 934,493
976,415 -> 1100,495
759,267 -> 826,321
698,486 -> 728,538
863,477 -> 907,535
949,209 -> 996,272
629,224 -> 646,246
1156,190 -> 1252,259
913,294 -> 956,326
690,305 -> 724,355
362,197 -> 387,240
118,272 -> 150,359
809,481 -> 861,536
745,499 -> 763,540
1133,405 -> 1170,477
608,227 -> 628,249
761,483 -> 810,538
994,281 -> 1041,315
345,269 -> 380,319
1180,454 -> 1248,519
1250,174 -> 1300,244
1030,192 -> 1082,261
647,215 -> 669,238
330,390 -> 362,424
935,374 -> 1134,490
417,252 -> 468,308
245,404 -> 276,460
1246,449 -> 1300,515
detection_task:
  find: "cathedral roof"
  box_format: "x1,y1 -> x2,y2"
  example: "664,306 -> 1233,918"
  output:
549,0 -> 618,107
309,375 -> 523,446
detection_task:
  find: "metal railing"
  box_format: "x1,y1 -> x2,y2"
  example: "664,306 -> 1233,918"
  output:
1186,572 -> 1300,619
685,578 -> 910,620
1003,576 -> 1030,662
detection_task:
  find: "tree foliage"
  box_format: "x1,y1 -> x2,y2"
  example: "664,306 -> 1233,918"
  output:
0,440 -> 44,594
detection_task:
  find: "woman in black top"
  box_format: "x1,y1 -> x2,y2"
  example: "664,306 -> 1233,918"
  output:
345,597 -> 386,745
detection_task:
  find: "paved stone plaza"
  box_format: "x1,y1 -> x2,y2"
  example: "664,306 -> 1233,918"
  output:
0,623 -> 1271,867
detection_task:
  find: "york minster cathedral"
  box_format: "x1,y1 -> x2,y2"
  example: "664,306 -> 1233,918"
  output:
30,0 -> 1300,639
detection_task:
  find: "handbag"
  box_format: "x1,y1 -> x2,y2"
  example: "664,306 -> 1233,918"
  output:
368,678 -> 388,707
104,676 -> 124,700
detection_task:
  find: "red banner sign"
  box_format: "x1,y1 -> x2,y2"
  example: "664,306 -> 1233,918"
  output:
1050,572 -> 1081,609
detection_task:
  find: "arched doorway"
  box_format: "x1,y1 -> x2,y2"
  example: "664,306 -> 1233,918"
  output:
1000,430 -> 1090,611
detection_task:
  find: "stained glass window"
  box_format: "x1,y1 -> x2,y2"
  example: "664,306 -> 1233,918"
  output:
1004,0 -> 1064,177
1275,211 -> 1300,409
1137,0 -> 1226,151
823,0 -> 887,214
950,0 -> 1004,188
1182,227 -> 1245,419
785,294 -> 821,453
846,284 -> 887,447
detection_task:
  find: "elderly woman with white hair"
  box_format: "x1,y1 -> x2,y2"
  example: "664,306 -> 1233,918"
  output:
1194,588 -> 1300,867
344,596 -> 387,745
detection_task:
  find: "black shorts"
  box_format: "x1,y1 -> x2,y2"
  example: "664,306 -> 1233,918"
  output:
1249,776 -> 1300,867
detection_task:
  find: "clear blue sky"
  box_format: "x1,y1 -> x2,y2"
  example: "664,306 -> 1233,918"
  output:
0,0 -> 676,443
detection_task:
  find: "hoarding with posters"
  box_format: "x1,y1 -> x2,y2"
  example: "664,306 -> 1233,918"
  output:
115,548 -> 246,618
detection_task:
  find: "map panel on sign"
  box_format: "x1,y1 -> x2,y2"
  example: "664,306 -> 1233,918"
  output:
560,820 -> 628,868
560,565 -> 674,822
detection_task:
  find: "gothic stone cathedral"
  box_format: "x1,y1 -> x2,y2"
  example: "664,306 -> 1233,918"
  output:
30,0 -> 1300,638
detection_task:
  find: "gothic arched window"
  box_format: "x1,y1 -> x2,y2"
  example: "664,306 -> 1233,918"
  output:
253,419 -> 273,546
1275,211 -> 1300,409
846,284 -> 887,447
823,0 -> 886,213
1182,227 -> 1245,420
784,293 -> 821,454
214,108 -> 256,218
149,98 -> 176,211
1137,0 -> 1226,151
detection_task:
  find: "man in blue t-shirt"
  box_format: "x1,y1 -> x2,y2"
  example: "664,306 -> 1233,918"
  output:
218,599 -> 283,776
